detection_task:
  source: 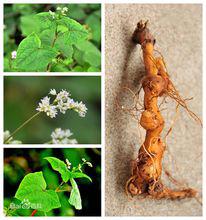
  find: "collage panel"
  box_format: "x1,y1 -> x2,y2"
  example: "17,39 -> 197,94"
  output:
105,3 -> 202,216
4,147 -> 101,216
4,76 -> 101,144
4,3 -> 101,72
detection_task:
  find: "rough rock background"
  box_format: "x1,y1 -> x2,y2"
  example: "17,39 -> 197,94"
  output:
105,4 -> 202,216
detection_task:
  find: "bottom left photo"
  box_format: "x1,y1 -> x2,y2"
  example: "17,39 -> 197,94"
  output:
4,148 -> 101,216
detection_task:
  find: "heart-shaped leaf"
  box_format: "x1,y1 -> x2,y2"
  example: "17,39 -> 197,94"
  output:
14,33 -> 58,71
15,172 -> 61,212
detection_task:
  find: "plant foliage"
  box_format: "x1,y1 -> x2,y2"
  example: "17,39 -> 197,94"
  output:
4,4 -> 101,72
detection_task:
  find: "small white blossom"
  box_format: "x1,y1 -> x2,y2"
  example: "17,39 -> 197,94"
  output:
51,128 -> 78,144
11,51 -> 17,59
66,159 -> 71,169
49,89 -> 57,96
46,105 -> 58,118
56,100 -> 70,114
86,162 -> 93,167
56,7 -> 61,11
36,96 -> 57,118
49,10 -> 55,19
73,101 -> 88,117
4,130 -> 22,144
62,7 -> 68,15
56,89 -> 70,102
62,7 -> 68,12
81,158 -> 92,167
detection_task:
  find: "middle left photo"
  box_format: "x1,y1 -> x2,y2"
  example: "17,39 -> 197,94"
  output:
4,76 -> 101,144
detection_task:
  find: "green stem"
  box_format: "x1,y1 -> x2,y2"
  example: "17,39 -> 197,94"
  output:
55,181 -> 64,192
46,26 -> 58,72
4,112 -> 41,144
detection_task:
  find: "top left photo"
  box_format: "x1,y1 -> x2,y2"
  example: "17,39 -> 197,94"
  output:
3,3 -> 101,72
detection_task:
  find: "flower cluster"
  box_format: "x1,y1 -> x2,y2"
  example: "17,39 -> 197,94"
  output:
65,157 -> 93,172
4,130 -> 22,144
82,158 -> 93,167
49,6 -> 68,19
36,89 -> 87,118
57,6 -> 69,16
36,96 -> 57,118
51,128 -> 77,144
66,159 -> 71,169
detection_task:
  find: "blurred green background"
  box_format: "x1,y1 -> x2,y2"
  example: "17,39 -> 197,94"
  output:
4,148 -> 101,216
4,76 -> 101,144
4,4 -> 101,72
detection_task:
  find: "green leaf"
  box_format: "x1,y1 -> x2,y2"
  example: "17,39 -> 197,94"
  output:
15,172 -> 61,212
70,172 -> 92,182
55,37 -> 74,58
44,157 -> 71,182
74,41 -> 101,68
57,17 -> 88,45
20,12 -> 56,37
44,157 -> 92,183
20,15 -> 40,36
85,13 -> 101,45
35,12 -> 56,33
15,33 -> 58,71
51,63 -> 69,72
68,178 -> 82,210
39,29 -> 55,47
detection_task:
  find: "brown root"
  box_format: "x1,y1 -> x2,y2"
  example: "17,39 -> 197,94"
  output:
124,20 -> 200,202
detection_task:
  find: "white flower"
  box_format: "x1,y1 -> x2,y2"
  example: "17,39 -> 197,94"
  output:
4,130 -> 22,144
51,128 -> 78,144
73,101 -> 88,117
36,96 -> 57,118
46,105 -> 58,118
82,158 -> 87,163
56,7 -> 61,11
62,7 -> 68,12
36,89 -> 87,118
86,162 -> 93,167
81,158 -> 92,167
49,89 -> 57,96
56,89 -> 70,102
66,159 -> 71,169
11,51 -> 17,59
49,10 -> 55,19
62,7 -> 68,15
56,100 -> 70,114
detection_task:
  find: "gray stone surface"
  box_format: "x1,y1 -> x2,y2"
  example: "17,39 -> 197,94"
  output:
105,4 -> 202,216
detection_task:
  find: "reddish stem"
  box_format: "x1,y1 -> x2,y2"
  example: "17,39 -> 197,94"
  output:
31,209 -> 38,216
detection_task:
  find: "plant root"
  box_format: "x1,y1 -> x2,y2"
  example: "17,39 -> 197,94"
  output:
125,20 -> 200,201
